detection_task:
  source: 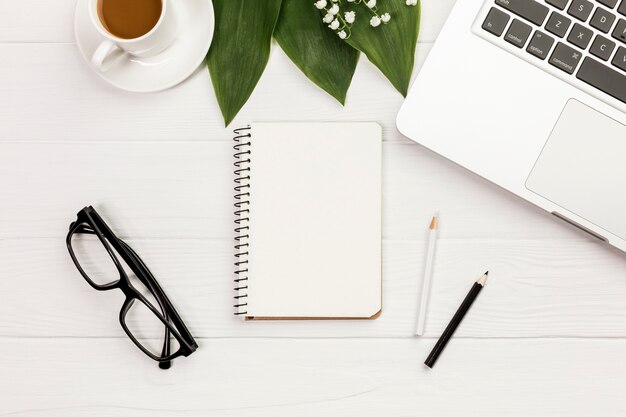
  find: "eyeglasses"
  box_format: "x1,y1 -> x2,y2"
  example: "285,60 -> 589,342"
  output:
66,206 -> 197,369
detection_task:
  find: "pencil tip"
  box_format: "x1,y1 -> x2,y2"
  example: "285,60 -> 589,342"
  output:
429,216 -> 438,230
484,271 -> 489,276
477,273 -> 488,286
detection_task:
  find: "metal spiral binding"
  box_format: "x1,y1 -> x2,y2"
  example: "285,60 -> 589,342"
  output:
233,126 -> 252,315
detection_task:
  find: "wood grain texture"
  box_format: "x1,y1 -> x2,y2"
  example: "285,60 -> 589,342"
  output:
0,141 -> 586,240
2,338 -> 626,417
0,43 -> 434,142
3,0 -> 626,415
1,237 -> 625,338
0,0 -> 76,43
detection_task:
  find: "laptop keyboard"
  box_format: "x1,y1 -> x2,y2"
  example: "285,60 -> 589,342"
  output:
480,0 -> 626,104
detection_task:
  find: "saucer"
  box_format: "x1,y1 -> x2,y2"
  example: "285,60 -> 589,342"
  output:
75,0 -> 214,93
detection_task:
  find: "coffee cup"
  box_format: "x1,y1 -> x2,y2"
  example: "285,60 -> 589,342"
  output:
88,0 -> 176,72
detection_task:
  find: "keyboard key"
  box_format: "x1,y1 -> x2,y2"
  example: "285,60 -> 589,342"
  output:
546,11 -> 572,37
550,41 -> 583,73
482,7 -> 511,36
598,0 -> 618,8
567,0 -> 594,21
590,35 -> 617,60
577,57 -> 626,103
613,19 -> 626,43
619,0 -> 626,15
567,23 -> 594,48
546,0 -> 569,9
590,7 -> 617,32
505,18 -> 533,47
495,0 -> 549,25
527,30 -> 556,58
612,46 -> 626,70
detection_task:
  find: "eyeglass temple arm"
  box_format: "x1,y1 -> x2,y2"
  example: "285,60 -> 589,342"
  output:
117,239 -> 175,368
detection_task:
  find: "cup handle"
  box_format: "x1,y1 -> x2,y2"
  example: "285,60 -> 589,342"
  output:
91,40 -> 123,72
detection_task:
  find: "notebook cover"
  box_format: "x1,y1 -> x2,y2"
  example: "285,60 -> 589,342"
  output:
233,122 -> 382,320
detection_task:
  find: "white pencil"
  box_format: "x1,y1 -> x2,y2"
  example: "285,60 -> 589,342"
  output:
416,215 -> 438,336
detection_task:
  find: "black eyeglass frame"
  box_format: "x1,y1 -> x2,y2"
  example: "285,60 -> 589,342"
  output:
66,206 -> 197,368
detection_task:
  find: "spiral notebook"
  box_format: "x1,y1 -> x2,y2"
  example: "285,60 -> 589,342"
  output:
233,122 -> 382,320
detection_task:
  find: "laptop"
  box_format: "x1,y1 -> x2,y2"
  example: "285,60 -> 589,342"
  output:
397,0 -> 626,251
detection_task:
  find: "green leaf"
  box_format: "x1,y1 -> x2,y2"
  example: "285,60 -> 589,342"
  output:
274,0 -> 360,105
207,0 -> 283,126
345,1 -> 421,96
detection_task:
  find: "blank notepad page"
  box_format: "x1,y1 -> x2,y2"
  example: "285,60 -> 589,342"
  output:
245,122 -> 382,319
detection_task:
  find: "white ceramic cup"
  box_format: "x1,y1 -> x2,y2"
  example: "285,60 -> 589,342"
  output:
88,0 -> 176,71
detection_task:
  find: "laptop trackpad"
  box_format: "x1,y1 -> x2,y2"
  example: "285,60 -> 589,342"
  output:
526,99 -> 626,240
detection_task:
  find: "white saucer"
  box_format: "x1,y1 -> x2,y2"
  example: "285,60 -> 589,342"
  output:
75,0 -> 214,93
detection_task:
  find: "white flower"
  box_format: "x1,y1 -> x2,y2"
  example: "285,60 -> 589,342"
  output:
323,13 -> 334,23
331,0 -> 339,2
347,0 -> 355,2
406,0 -> 417,5
365,0 -> 376,8
328,4 -> 339,14
381,12 -> 391,23
344,11 -> 356,24
329,19 -> 340,30
314,0 -> 327,9
338,30 -> 347,39
370,15 -> 381,27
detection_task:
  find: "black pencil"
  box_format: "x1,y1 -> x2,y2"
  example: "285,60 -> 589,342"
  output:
424,271 -> 488,368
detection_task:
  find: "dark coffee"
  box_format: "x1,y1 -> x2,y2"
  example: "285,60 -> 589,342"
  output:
98,0 -> 163,39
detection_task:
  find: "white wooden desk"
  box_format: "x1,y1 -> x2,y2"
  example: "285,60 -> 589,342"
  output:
2,1 -> 626,415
